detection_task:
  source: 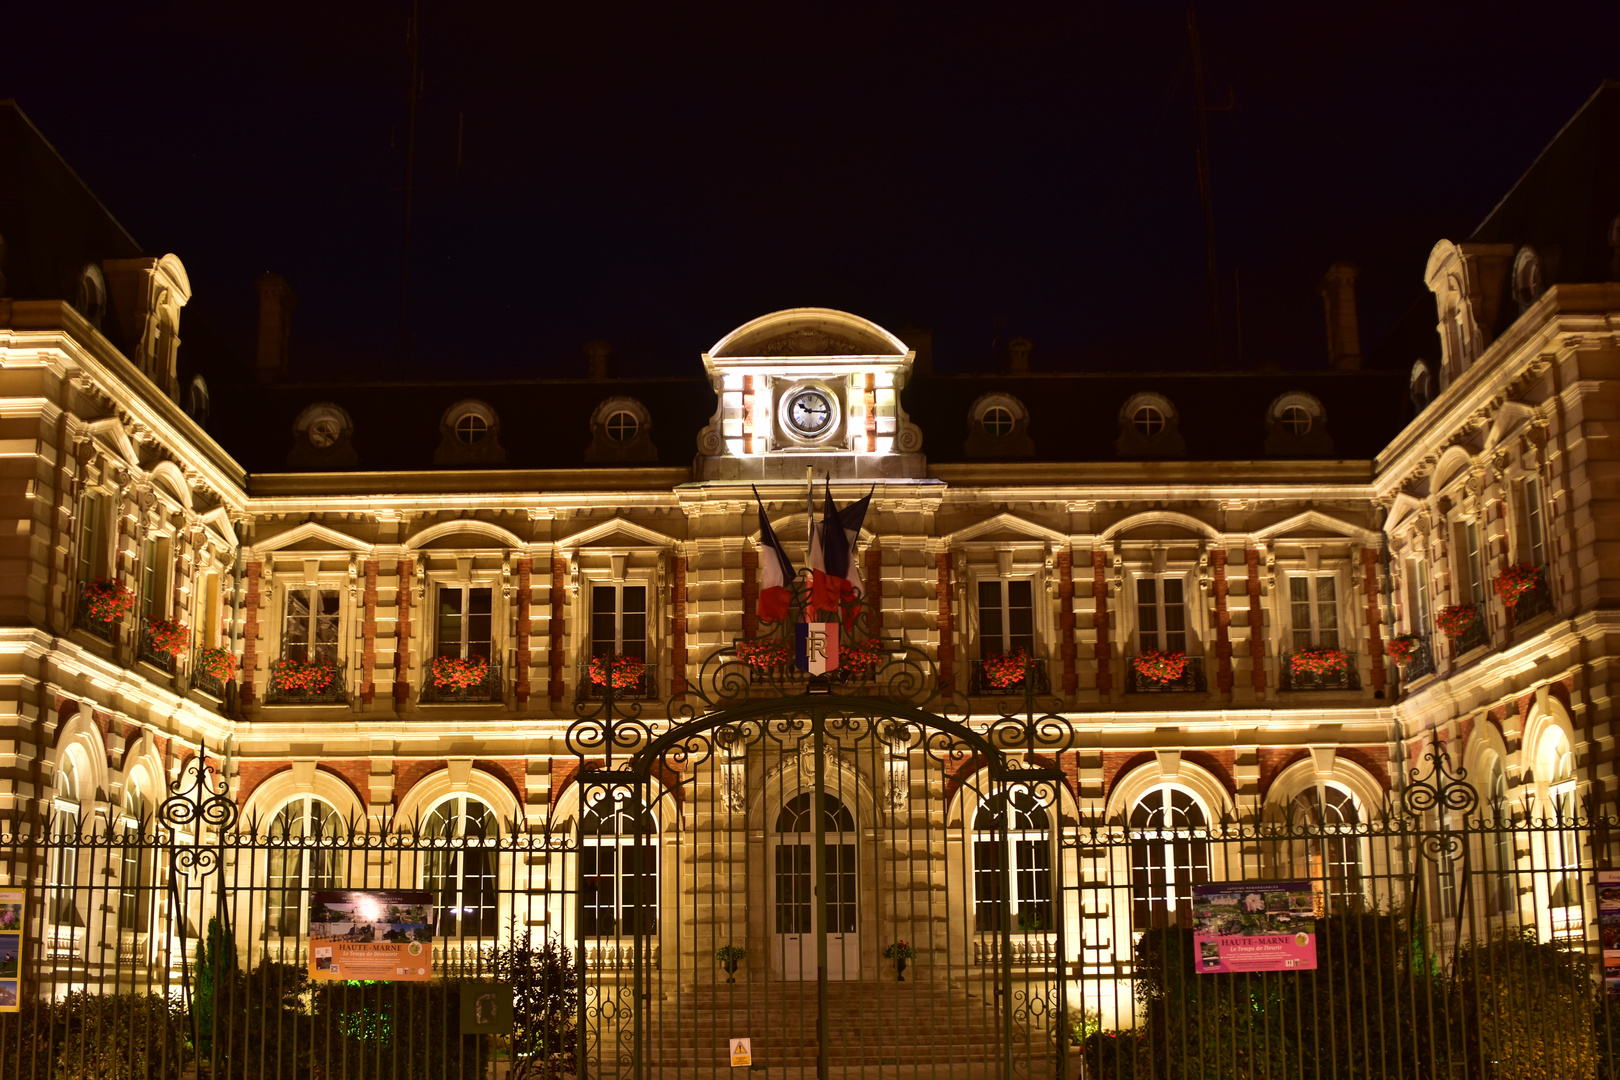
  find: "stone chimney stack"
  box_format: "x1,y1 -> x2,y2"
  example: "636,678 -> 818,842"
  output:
585,339 -> 611,379
1318,262 -> 1362,371
1003,336 -> 1033,374
255,273 -> 297,383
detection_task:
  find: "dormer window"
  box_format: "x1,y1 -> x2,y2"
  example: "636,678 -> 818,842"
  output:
981,406 -> 1014,437
1132,405 -> 1166,436
1265,392 -> 1332,456
186,376 -> 210,428
1116,392 -> 1183,457
75,264 -> 107,328
1279,406 -> 1311,435
586,396 -> 657,463
606,410 -> 639,442
965,392 -> 1033,459
455,413 -> 488,445
436,400 -> 505,465
288,402 -> 358,468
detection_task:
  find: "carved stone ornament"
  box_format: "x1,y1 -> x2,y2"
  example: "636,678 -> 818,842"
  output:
753,329 -> 873,357
885,758 -> 909,813
719,757 -> 747,814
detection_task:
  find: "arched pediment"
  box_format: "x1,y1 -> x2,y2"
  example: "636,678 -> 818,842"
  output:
148,461 -> 190,507
1485,401 -> 1540,450
941,512 -> 1067,548
708,308 -> 908,359
252,521 -> 371,555
749,513 -> 875,547
406,519 -> 526,551
556,517 -> 679,551
1098,511 -> 1221,545
1251,510 -> 1378,546
1385,493 -> 1425,534
1433,445 -> 1476,491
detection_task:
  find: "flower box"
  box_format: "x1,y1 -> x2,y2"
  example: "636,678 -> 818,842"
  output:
735,638 -> 791,670
81,577 -> 134,623
194,646 -> 237,682
1132,650 -> 1188,684
143,617 -> 190,657
1436,604 -> 1481,640
589,653 -> 646,691
270,657 -> 340,694
1289,647 -> 1348,677
840,639 -> 886,677
980,649 -> 1030,689
430,654 -> 491,691
1492,563 -> 1543,608
1384,634 -> 1419,666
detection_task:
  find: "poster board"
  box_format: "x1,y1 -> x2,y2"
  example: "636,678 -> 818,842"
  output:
1600,869 -> 1620,994
0,887 -> 21,1011
309,890 -> 435,982
1192,881 -> 1317,973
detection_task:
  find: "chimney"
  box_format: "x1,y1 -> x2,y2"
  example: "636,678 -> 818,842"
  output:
255,273 -> 297,383
1318,262 -> 1362,371
585,339 -> 611,379
897,324 -> 932,376
1003,336 -> 1033,374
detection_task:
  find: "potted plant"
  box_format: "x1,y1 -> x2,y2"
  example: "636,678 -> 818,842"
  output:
840,638 -> 886,678
1384,634 -> 1419,666
1289,647 -> 1348,677
194,646 -> 237,682
430,654 -> 491,691
589,653 -> 646,692
142,617 -> 190,656
883,940 -> 916,982
715,944 -> 746,983
81,577 -> 134,623
1132,650 -> 1188,684
735,637 -> 791,670
1492,563 -> 1543,608
1017,909 -> 1047,932
270,656 -> 339,694
1437,604 -> 1481,640
980,648 -> 1029,690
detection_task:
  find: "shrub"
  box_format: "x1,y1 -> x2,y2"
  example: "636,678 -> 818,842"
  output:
0,991 -> 188,1079
1452,929 -> 1598,1080
486,930 -> 580,1080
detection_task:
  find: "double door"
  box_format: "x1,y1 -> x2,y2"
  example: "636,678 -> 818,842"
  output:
770,791 -> 859,980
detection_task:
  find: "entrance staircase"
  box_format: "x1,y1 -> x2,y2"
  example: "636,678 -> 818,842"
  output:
591,979 -> 1064,1079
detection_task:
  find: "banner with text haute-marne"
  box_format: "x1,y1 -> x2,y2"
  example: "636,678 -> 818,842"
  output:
1192,881 -> 1317,974
309,890 -> 436,982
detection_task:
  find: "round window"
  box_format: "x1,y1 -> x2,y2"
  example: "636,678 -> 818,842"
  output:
981,406 -> 1014,438
308,417 -> 342,448
1279,405 -> 1312,435
606,410 -> 639,442
455,413 -> 488,445
1132,405 -> 1165,437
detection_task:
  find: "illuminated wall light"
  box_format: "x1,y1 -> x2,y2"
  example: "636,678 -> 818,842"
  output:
875,436 -> 893,454
723,373 -> 744,390
725,438 -> 744,456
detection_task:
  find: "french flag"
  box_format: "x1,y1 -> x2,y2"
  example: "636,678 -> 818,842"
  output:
754,488 -> 796,623
808,481 -> 857,613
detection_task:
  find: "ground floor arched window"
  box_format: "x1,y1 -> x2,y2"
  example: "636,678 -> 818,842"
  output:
426,796 -> 499,938
1129,786 -> 1209,929
265,797 -> 341,936
972,787 -> 1053,932
1290,783 -> 1364,912
582,790 -> 659,938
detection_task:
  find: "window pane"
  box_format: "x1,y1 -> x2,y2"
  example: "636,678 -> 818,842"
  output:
1136,579 -> 1158,641
314,590 -> 341,662
285,589 -> 311,662
1316,577 -> 1338,648
1162,578 -> 1185,653
1007,580 -> 1035,653
438,587 -> 463,658
467,588 -> 493,659
622,586 -> 646,615
591,586 -> 617,656
978,581 -> 1005,652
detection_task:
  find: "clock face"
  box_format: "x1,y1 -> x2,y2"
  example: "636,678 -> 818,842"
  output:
787,389 -> 833,435
308,418 -> 341,448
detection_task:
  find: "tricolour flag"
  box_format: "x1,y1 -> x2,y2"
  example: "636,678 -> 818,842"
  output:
808,480 -> 854,613
753,486 -> 796,623
795,621 -> 840,674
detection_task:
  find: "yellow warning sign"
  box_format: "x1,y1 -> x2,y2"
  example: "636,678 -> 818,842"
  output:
729,1037 -> 752,1068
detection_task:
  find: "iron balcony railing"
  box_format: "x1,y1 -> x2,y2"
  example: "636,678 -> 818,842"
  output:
136,621 -> 174,673
1513,574 -> 1556,623
1124,653 -> 1206,693
193,667 -> 226,699
1455,602 -> 1491,655
1280,650 -> 1362,692
578,659 -> 659,700
1402,635 -> 1437,682
968,656 -> 1051,695
420,660 -> 503,703
264,657 -> 348,705
74,605 -> 116,642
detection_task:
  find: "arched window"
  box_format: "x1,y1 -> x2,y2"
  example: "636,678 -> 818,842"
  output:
265,797 -> 342,936
119,784 -> 151,931
49,754 -> 83,926
582,791 -> 659,938
1290,784 -> 1364,912
1541,734 -> 1580,920
972,787 -> 1053,932
1484,759 -> 1515,915
774,793 -> 856,936
1129,786 -> 1209,929
426,796 -> 499,938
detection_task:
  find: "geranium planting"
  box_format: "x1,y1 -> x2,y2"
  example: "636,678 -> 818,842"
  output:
736,637 -> 792,670
589,653 -> 646,691
882,940 -> 916,961
1132,650 -> 1188,684
270,657 -> 339,694
81,577 -> 134,622
841,638 -> 886,677
430,654 -> 490,691
1290,647 -> 1349,676
1436,604 -> 1481,639
1384,634 -> 1419,666
194,646 -> 237,681
980,649 -> 1030,689
143,617 -> 190,656
1492,563 -> 1543,608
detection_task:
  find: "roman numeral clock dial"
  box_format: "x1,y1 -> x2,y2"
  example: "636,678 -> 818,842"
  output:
786,388 -> 833,437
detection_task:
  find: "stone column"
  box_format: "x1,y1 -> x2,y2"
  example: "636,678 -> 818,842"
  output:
1092,550 -> 1111,697
1212,548 -> 1233,695
1247,549 -> 1266,693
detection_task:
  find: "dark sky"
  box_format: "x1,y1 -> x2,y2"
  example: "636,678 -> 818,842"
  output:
6,2 -> 1619,379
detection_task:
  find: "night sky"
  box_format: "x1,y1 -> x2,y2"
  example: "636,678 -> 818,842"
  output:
6,3 -> 1619,380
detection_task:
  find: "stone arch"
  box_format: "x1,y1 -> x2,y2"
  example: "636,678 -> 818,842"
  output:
393,761 -> 522,828
1104,757 -> 1234,824
1098,511 -> 1221,545
50,706 -> 110,813
1262,755 -> 1386,821
241,765 -> 368,831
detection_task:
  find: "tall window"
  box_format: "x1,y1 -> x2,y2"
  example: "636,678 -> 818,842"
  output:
265,797 -> 341,937
1485,760 -> 1516,916
49,755 -> 82,926
1129,787 -> 1209,929
978,579 -> 1035,656
118,785 -> 150,932
437,585 -> 493,660
425,796 -> 498,938
140,537 -> 169,620
1523,476 -> 1548,569
591,584 -> 647,660
1289,575 -> 1340,650
972,788 -> 1053,932
582,792 -> 660,938
1544,741 -> 1580,924
1407,558 -> 1432,637
1291,784 -> 1363,911
1136,577 -> 1187,654
1461,521 -> 1486,607
196,572 -> 221,647
773,793 -> 856,935
284,588 -> 340,662
76,493 -> 108,586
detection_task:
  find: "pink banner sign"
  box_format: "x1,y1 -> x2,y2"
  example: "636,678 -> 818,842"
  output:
1192,882 -> 1317,974
1600,869 -> 1620,994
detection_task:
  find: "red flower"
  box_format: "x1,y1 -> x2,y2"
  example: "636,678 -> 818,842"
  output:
736,638 -> 792,670
589,653 -> 646,690
81,578 -> 134,622
1290,647 -> 1348,676
1384,635 -> 1418,665
981,649 -> 1031,689
194,646 -> 237,681
271,657 -> 339,693
1436,605 -> 1481,640
1132,650 -> 1188,683
143,617 -> 190,656
1491,563 -> 1543,608
841,639 -> 886,677
430,654 -> 491,691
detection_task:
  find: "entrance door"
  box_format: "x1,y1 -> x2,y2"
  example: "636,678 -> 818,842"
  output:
771,791 -> 859,980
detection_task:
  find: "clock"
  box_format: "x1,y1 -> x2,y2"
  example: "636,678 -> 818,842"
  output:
786,389 -> 833,436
